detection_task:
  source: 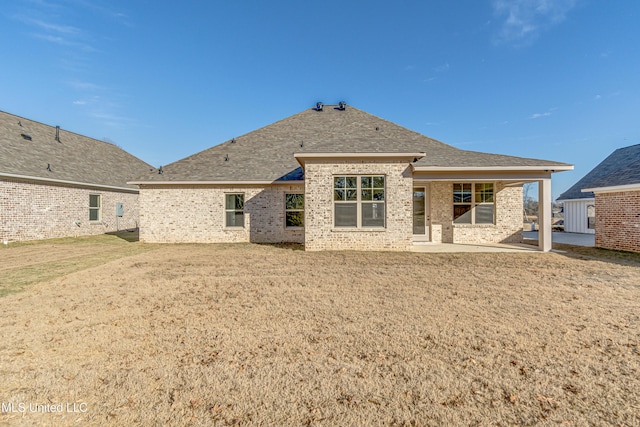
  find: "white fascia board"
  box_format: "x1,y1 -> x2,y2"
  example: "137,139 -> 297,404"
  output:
1,172 -> 138,193
294,152 -> 426,159
129,180 -> 304,186
294,152 -> 426,166
556,197 -> 595,202
582,183 -> 640,193
412,165 -> 574,172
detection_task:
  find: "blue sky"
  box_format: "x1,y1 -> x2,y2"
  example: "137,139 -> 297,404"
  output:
1,0 -> 639,199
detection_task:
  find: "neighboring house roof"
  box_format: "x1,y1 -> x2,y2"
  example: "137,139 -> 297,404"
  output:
0,111 -> 153,191
557,143 -> 640,201
132,105 -> 571,184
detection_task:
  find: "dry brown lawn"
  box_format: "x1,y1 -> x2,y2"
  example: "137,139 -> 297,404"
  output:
0,236 -> 639,426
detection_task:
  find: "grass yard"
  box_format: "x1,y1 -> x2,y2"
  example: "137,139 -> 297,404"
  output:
0,236 -> 639,426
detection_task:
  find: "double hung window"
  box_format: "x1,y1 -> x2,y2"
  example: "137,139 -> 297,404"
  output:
285,194 -> 304,228
334,176 -> 385,228
89,194 -> 101,221
225,194 -> 244,227
453,183 -> 494,224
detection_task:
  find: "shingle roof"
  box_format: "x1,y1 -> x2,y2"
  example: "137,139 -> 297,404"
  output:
557,144 -> 640,200
0,111 -> 153,190
133,105 -> 571,183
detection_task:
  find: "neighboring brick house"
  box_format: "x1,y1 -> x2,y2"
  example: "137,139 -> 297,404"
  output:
557,144 -> 640,235
131,103 -> 572,251
580,145 -> 640,253
0,111 -> 153,242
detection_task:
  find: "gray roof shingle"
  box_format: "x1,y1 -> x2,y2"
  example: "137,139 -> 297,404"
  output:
0,111 -> 153,190
133,105 -> 571,183
557,144 -> 640,200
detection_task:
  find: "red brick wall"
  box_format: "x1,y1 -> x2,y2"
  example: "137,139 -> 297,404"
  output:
594,190 -> 640,253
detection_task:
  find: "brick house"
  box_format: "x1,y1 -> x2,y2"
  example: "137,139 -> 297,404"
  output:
131,103 -> 572,251
557,144 -> 640,235
0,111 -> 153,243
580,144 -> 640,253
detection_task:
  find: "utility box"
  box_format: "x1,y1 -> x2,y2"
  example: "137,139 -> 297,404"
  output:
116,202 -> 124,217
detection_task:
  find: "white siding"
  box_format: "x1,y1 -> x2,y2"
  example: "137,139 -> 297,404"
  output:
563,199 -> 595,234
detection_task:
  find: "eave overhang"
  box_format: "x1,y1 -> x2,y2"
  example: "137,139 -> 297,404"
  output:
582,183 -> 640,194
411,165 -> 574,172
293,152 -> 426,167
1,172 -> 139,193
128,180 -> 305,186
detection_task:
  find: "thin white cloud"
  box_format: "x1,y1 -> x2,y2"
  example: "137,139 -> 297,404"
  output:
26,18 -> 80,34
530,110 -> 556,119
433,62 -> 450,73
492,0 -> 578,46
67,80 -> 103,91
72,100 -> 87,105
530,112 -> 551,119
30,32 -> 95,51
594,94 -> 602,100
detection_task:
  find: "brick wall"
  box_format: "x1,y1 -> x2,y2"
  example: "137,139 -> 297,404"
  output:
303,160 -> 413,251
136,176 -> 524,249
430,182 -> 523,244
0,178 -> 139,243
594,190 -> 640,253
138,184 -> 305,244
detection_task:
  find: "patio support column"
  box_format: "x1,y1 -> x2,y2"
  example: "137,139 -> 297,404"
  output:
538,177 -> 552,252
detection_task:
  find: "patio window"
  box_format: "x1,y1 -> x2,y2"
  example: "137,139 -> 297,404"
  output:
225,193 -> 244,227
334,175 -> 385,228
453,183 -> 494,224
285,194 -> 304,228
587,204 -> 595,229
89,194 -> 101,221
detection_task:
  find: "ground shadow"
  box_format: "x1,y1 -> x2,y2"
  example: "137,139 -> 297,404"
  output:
106,229 -> 140,243
523,238 -> 640,267
254,242 -> 305,251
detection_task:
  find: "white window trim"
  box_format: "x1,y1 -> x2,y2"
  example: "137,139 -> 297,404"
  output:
333,175 -> 386,229
284,193 -> 305,229
453,182 -> 496,225
89,194 -> 101,222
224,193 -> 245,229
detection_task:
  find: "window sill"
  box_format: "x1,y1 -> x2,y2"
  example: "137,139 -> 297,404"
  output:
331,227 -> 386,232
89,221 -> 102,225
453,223 -> 496,228
224,227 -> 245,230
285,227 -> 304,230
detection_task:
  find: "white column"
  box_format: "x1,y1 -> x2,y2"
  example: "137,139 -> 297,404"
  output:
538,178 -> 552,252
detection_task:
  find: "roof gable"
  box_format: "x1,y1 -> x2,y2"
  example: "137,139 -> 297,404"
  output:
133,104 -> 571,183
557,144 -> 640,200
0,111 -> 153,190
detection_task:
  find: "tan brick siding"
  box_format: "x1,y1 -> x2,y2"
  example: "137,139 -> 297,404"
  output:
594,190 -> 640,253
430,182 -> 523,244
0,178 -> 139,243
138,184 -> 305,244
137,175 -> 524,249
303,160 -> 413,251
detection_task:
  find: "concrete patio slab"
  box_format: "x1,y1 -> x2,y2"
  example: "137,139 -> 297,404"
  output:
523,231 -> 595,247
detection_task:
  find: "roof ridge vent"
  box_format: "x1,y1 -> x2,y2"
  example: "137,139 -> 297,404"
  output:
315,102 -> 323,111
338,101 -> 347,111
